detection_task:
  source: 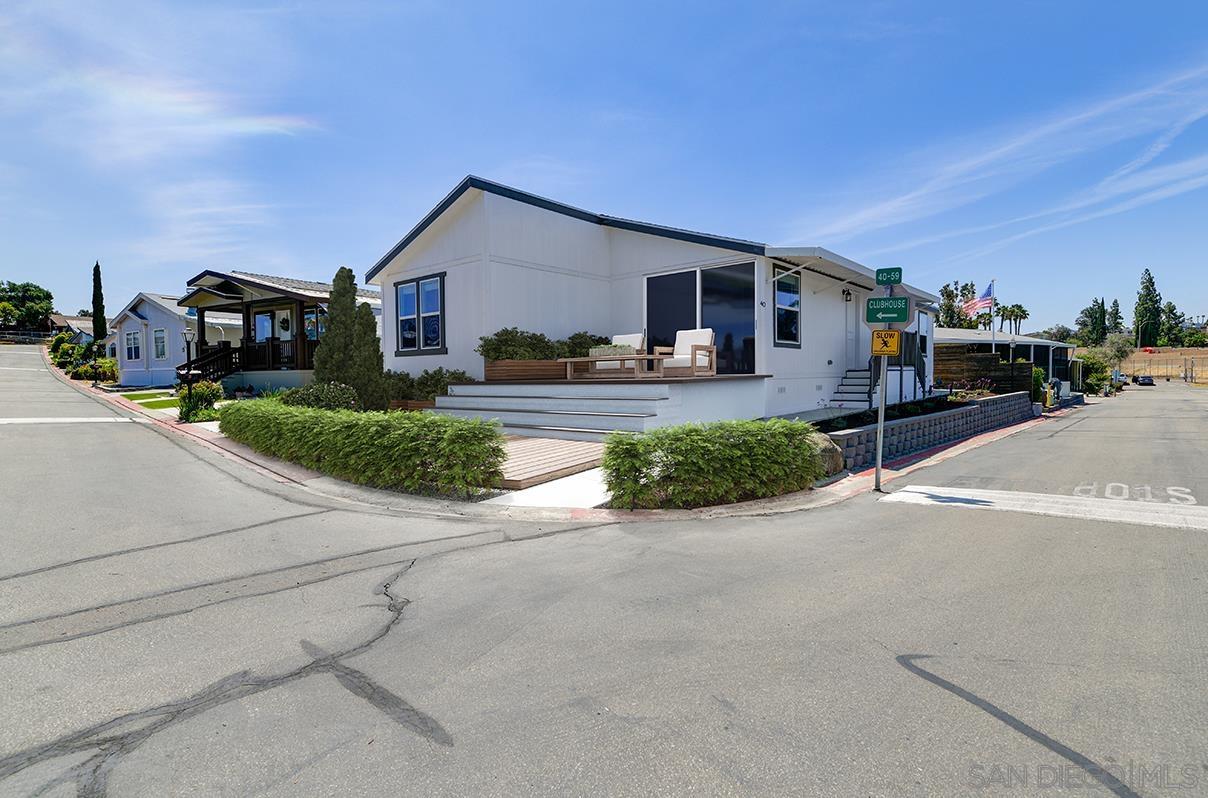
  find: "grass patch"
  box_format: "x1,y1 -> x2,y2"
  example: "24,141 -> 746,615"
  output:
122,391 -> 172,400
139,398 -> 180,409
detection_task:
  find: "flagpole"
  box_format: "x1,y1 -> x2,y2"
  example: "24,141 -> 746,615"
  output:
990,279 -> 996,357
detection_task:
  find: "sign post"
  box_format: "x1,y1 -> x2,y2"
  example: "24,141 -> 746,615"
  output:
865,270 -> 909,492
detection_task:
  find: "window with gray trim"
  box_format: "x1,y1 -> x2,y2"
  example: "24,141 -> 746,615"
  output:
153,328 -> 167,359
395,273 -> 445,354
774,268 -> 801,346
125,330 -> 141,361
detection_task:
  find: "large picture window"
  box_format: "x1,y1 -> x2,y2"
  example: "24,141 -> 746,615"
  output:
153,328 -> 167,360
125,330 -> 141,361
395,273 -> 445,355
774,268 -> 801,347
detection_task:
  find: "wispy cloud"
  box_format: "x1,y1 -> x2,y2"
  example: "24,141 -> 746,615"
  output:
134,179 -> 273,263
0,0 -> 312,264
791,61 -> 1208,246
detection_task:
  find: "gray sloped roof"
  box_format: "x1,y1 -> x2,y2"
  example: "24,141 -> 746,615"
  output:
934,327 -> 1075,348
230,271 -> 380,302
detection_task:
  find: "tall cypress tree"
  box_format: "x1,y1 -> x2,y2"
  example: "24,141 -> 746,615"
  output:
313,267 -> 357,388
351,301 -> 386,410
91,261 -> 107,344
1106,299 -> 1123,334
1134,269 -> 1162,347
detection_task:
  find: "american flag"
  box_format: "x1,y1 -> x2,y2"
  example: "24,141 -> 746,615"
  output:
962,282 -> 994,316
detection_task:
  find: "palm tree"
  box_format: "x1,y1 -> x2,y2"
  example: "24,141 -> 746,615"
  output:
1012,305 -> 1029,334
998,305 -> 1016,334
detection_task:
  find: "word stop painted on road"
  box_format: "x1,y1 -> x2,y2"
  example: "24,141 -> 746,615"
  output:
872,329 -> 901,357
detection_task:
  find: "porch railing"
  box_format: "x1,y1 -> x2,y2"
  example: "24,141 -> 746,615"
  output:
239,337 -> 317,371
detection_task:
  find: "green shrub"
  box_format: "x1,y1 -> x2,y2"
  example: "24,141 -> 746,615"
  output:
559,331 -> 611,358
383,370 -> 416,402
602,419 -> 824,510
415,367 -> 472,401
52,343 -> 78,369
219,400 -> 505,497
49,332 -> 70,354
1031,365 -> 1045,402
179,380 -> 224,422
475,327 -> 561,360
69,357 -> 117,382
186,407 -> 221,423
280,381 -> 360,411
475,328 -> 610,360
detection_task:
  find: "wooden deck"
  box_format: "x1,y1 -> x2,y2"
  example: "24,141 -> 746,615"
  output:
500,436 -> 605,490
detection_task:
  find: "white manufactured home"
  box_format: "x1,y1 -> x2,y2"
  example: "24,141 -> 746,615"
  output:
105,293 -> 242,387
367,177 -> 937,440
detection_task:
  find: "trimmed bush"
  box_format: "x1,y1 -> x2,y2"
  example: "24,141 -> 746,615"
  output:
219,400 -> 505,497
179,380 -> 224,422
280,381 -> 359,411
475,327 -> 610,360
602,419 -> 825,510
383,369 -> 416,402
414,367 -> 472,401
1031,365 -> 1045,402
49,332 -> 70,354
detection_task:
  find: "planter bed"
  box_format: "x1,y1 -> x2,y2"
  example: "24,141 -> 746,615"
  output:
484,359 -> 566,381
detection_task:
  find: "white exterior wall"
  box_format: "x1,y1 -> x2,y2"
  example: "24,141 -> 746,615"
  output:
375,191 -> 489,378
482,192 -> 612,340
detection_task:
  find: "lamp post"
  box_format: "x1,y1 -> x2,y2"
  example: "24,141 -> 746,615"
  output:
1135,317 -> 1156,348
181,327 -> 196,398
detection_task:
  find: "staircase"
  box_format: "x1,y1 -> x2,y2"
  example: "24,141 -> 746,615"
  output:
177,346 -> 242,384
433,382 -> 672,441
829,368 -> 873,410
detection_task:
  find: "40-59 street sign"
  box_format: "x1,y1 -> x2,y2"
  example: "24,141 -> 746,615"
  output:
866,296 -> 910,324
875,267 -> 902,286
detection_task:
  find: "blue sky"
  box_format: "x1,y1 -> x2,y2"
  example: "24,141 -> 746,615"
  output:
4,1 -> 1208,330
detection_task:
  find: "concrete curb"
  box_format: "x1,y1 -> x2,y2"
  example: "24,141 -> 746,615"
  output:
41,347 -> 1075,523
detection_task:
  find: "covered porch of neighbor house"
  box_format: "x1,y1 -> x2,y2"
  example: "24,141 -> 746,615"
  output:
175,270 -> 346,389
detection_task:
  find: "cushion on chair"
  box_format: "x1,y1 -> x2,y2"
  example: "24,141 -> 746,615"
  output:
663,353 -> 713,370
672,328 -> 714,355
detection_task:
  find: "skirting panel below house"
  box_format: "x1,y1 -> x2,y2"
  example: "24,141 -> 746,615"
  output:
221,370 -> 315,393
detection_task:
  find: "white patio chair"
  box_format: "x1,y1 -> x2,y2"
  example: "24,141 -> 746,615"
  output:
654,328 -> 716,377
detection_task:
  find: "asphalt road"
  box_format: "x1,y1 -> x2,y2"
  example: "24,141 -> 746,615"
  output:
2,345 -> 1205,796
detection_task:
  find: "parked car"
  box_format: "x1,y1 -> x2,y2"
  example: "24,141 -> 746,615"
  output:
1137,375 -> 1155,386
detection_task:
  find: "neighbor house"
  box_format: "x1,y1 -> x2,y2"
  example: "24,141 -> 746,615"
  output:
49,314 -> 111,345
104,293 -> 242,387
176,270 -> 381,391
933,328 -> 1077,383
365,176 -> 938,440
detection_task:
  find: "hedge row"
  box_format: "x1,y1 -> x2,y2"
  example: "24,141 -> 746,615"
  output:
219,400 -> 505,497
602,419 -> 824,509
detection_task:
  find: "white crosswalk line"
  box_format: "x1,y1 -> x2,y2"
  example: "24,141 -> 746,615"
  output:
0,417 -> 148,425
0,367 -> 48,371
882,485 -> 1208,532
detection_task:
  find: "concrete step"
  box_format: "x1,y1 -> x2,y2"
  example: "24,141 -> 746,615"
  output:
437,394 -> 666,414
434,407 -> 653,433
499,424 -> 614,442
450,381 -> 672,400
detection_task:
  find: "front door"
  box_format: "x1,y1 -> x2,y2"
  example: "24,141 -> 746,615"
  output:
845,294 -> 860,369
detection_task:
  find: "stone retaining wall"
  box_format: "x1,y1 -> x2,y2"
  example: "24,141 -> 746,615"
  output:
827,391 -> 1034,471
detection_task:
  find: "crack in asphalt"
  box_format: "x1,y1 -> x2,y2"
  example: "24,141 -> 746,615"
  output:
1,562 -> 452,797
